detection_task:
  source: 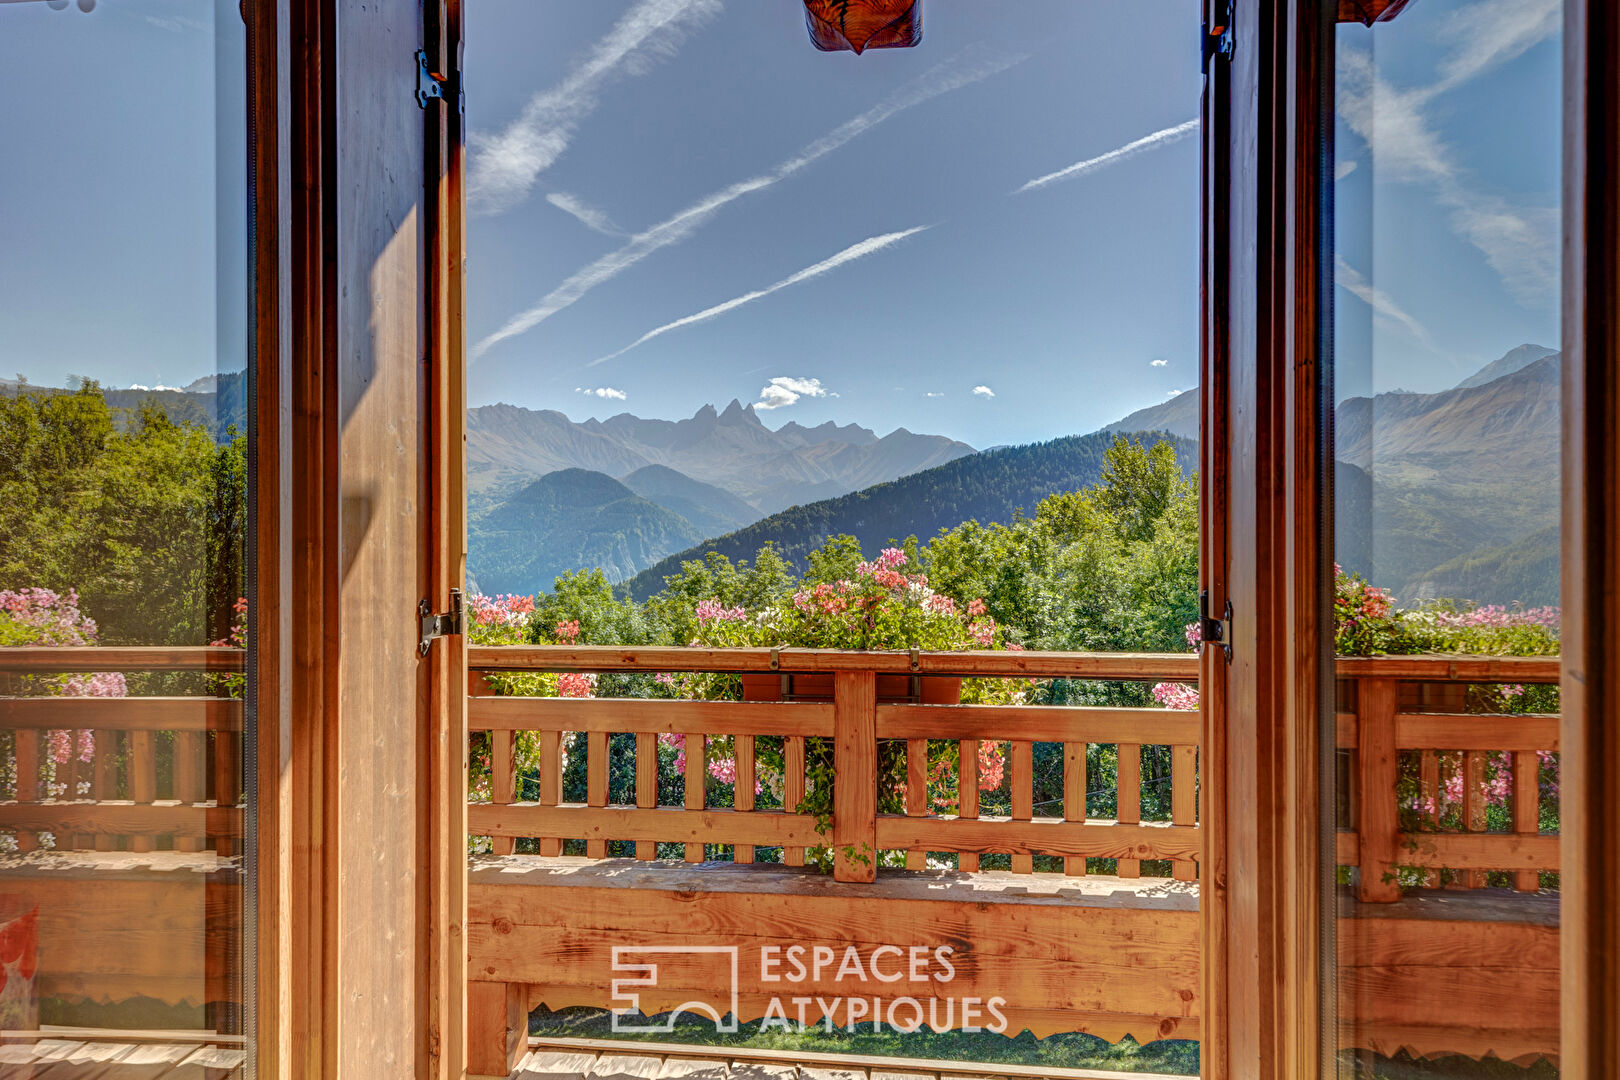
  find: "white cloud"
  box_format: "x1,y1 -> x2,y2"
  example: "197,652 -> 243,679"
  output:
468,0 -> 722,216
1150,358 -> 1168,368
590,226 -> 929,366
972,385 -> 995,398
546,193 -> 624,236
925,391 -> 944,398
1165,388 -> 1185,398
1433,0 -> 1560,93
1335,160 -> 1359,181
473,46 -> 1024,360
574,386 -> 627,400
1334,255 -> 1440,352
1336,1 -> 1561,308
755,377 -> 832,411
1014,119 -> 1199,194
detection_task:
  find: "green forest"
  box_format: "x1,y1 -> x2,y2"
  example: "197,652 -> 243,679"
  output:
0,381 -> 245,650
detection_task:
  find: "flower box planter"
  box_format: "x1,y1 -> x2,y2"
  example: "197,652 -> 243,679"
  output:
739,671 -> 961,705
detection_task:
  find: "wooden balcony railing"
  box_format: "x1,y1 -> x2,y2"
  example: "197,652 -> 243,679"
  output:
468,646 -> 1202,882
0,647 -> 245,853
1333,654 -> 1561,899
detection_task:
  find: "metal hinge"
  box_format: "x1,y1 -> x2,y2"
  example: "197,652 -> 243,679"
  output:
1200,589 -> 1233,664
417,49 -> 463,113
419,588 -> 464,656
1202,0 -> 1235,73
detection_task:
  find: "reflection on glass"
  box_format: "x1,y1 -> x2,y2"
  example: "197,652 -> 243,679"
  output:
1331,0 -> 1560,1074
0,0 -> 250,1071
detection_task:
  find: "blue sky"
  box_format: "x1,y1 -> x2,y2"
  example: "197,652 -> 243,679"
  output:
465,0 -> 1204,448
0,0 -> 246,391
0,0 -> 1561,451
1334,0 -> 1562,402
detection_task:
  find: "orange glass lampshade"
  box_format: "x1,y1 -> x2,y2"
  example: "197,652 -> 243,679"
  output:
804,0 -> 922,54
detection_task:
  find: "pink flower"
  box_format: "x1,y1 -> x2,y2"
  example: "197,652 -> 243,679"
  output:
557,672 -> 596,698
969,619 -> 995,647
695,598 -> 746,624
555,619 -> 581,643
1152,682 -> 1200,711
966,599 -> 988,617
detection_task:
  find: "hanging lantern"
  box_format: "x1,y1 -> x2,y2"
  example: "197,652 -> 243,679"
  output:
804,0 -> 922,54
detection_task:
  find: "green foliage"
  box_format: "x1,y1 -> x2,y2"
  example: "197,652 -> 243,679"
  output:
0,383 -> 244,647
642,546 -> 796,647
624,429 -> 1198,599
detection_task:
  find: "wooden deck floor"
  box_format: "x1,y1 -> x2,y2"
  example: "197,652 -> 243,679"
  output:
0,1039 -> 244,1078
496,1039 -> 1174,1080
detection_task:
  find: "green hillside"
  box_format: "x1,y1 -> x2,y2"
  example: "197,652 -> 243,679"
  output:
471,469 -> 704,596
624,430 -> 1196,600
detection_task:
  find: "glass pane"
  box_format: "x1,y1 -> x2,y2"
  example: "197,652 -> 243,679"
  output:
0,0 -> 251,1071
465,1 -> 1201,1075
1330,0 -> 1560,1073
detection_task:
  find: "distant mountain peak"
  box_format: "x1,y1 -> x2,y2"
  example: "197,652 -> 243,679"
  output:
1455,344 -> 1557,390
718,398 -> 761,426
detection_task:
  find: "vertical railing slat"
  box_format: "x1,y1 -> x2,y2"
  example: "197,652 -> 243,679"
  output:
174,730 -> 206,853
1116,742 -> 1140,878
1463,750 -> 1487,888
1063,740 -> 1086,876
1172,744 -> 1196,881
905,737 -> 928,870
684,734 -> 705,862
832,670 -> 877,883
1419,750 -> 1440,887
784,735 -> 806,867
489,729 -> 516,857
1513,748 -> 1541,892
958,739 -> 979,873
635,731 -> 656,861
1356,678 -> 1401,901
734,733 -> 755,864
587,730 -> 609,858
14,730 -> 39,852
214,727 -> 240,857
129,729 -> 156,853
96,730 -> 119,852
537,730 -> 562,857
1010,741 -> 1033,874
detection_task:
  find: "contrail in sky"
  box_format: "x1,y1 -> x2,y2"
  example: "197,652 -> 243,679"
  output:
1014,118 -> 1200,194
589,226 -> 931,367
468,0 -> 721,215
472,46 -> 1024,361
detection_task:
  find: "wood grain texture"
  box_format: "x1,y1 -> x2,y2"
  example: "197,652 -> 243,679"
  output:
1355,679 -> 1400,901
876,705 -> 1198,745
0,648 -> 246,674
0,698 -> 244,732
468,980 -> 525,1078
1115,745 -> 1140,878
470,805 -> 822,847
469,647 -> 1198,681
832,671 -> 877,883
471,697 -> 834,737
1562,1 -> 1620,1074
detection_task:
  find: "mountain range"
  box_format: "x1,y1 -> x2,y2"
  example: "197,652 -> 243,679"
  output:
12,343 -> 1561,609
1102,348 -> 1562,604
467,345 -> 1560,604
466,399 -> 974,516
622,429 -> 1198,600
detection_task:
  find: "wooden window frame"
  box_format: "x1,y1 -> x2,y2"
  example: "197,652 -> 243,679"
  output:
238,0 -> 1620,1075
248,0 -> 467,1077
1206,1 -> 1620,1077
